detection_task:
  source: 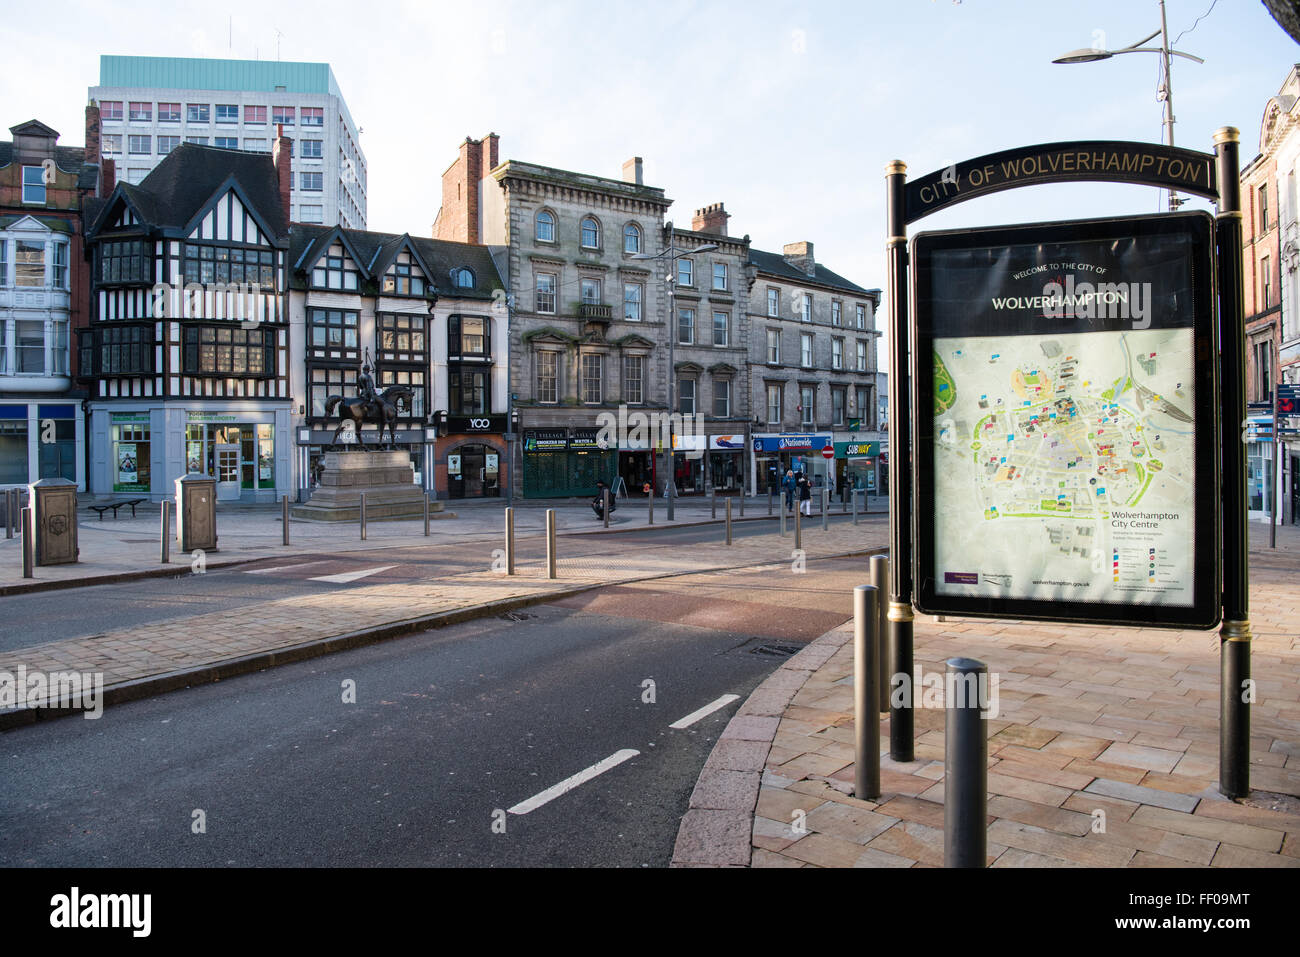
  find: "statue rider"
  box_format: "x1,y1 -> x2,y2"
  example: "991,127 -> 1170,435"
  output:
357,348 -> 379,419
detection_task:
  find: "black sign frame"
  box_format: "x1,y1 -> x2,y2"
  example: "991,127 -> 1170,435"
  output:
911,212 -> 1221,629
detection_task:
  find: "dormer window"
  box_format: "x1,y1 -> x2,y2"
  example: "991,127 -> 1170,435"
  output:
382,250 -> 425,296
22,167 -> 46,205
311,242 -> 359,290
452,267 -> 475,289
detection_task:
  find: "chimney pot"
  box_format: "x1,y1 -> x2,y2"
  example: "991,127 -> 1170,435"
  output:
691,201 -> 729,237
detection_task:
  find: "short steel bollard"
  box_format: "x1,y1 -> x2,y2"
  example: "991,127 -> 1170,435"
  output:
603,488 -> 611,528
725,497 -> 732,546
854,584 -> 881,800
546,508 -> 557,579
711,491 -> 717,519
795,506 -> 802,551
282,495 -> 290,546
822,489 -> 829,530
739,490 -> 745,516
945,656 -> 989,868
870,554 -> 889,713
505,506 -> 516,575
852,489 -> 859,526
423,493 -> 430,537
5,488 -> 14,539
780,504 -> 787,537
21,506 -> 33,579
160,501 -> 171,564
647,487 -> 654,525
667,485 -> 674,522
360,492 -> 367,541
768,488 -> 774,516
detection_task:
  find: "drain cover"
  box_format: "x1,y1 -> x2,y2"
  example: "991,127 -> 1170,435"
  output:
750,642 -> 802,658
499,611 -> 537,622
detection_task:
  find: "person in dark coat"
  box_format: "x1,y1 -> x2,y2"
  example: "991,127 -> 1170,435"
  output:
592,479 -> 617,520
798,472 -> 812,515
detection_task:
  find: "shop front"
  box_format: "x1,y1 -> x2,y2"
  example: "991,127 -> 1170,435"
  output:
522,427 -> 617,498
618,437 -> 654,496
706,434 -> 746,492
751,432 -> 833,494
0,401 -> 82,489
90,403 -> 293,501
438,413 -> 508,499
834,441 -> 880,496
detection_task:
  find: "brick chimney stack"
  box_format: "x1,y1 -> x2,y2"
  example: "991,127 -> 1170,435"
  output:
691,202 -> 729,236
622,157 -> 643,185
782,241 -> 816,277
271,124 -> 292,224
84,102 -> 100,174
435,134 -> 499,244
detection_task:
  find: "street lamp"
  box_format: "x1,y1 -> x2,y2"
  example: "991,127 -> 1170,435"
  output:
1053,0 -> 1205,210
632,223 -> 718,519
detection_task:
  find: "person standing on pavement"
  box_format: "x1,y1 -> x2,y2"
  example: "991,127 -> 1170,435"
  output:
798,471 -> 812,516
782,469 -> 797,512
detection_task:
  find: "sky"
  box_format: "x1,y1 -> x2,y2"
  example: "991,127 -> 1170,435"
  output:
6,0 -> 1298,361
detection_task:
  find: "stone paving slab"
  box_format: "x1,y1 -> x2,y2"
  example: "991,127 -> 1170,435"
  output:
672,522 -> 1300,868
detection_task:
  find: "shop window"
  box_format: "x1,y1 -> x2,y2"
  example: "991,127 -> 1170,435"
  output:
111,419 -> 151,492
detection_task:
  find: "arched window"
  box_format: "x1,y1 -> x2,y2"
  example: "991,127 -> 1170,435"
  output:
623,223 -> 641,254
535,209 -> 555,243
580,216 -> 600,249
452,267 -> 475,289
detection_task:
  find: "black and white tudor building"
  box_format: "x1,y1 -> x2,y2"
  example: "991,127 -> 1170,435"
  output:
81,141 -> 292,502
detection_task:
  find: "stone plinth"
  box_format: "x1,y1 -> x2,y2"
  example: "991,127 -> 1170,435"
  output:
291,450 -> 449,522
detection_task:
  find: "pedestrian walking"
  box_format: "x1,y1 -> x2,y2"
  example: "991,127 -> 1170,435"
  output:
798,472 -> 812,516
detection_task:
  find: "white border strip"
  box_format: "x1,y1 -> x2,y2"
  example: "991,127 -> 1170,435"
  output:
669,694 -> 741,730
508,749 -> 640,815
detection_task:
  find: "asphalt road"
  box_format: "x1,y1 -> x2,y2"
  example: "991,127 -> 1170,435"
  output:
3,511 -> 881,651
0,557 -> 870,867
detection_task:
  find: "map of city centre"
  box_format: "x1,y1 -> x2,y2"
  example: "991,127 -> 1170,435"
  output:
932,327 -> 1196,607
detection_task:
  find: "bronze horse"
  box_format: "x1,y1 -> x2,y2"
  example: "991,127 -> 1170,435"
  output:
325,385 -> 414,449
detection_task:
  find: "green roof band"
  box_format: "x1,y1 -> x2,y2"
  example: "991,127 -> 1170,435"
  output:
99,55 -> 339,97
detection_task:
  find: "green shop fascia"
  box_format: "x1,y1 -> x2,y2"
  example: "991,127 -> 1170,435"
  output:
522,427 -> 618,498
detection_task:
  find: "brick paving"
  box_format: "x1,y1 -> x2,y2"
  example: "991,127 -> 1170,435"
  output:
673,522 -> 1300,868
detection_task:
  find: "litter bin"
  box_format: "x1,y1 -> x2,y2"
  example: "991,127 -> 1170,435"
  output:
174,473 -> 217,552
30,477 -> 79,565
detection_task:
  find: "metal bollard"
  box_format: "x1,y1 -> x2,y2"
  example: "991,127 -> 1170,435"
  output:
360,492 -> 367,541
768,487 -> 774,516
870,555 -> 889,713
852,489 -> 859,525
283,495 -> 290,546
423,493 -> 430,537
648,487 -> 654,525
854,584 -> 881,800
780,504 -> 787,537
21,506 -> 33,578
945,657 -> 989,868
864,486 -> 870,514
711,491 -> 717,519
795,506 -> 802,551
603,488 -> 610,528
546,508 -> 557,579
160,501 -> 171,564
822,489 -> 829,530
505,506 -> 515,575
667,484 -> 674,522
739,490 -> 745,516
5,488 -> 14,539
725,497 -> 732,546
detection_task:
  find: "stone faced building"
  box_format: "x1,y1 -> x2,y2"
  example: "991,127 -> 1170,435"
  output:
748,241 -> 882,495
437,137 -> 674,498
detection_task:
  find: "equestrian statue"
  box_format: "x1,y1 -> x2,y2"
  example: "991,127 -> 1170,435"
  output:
324,350 -> 414,450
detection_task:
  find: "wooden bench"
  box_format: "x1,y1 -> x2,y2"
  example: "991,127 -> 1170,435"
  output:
88,498 -> 146,520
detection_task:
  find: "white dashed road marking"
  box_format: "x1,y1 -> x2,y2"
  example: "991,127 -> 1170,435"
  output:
669,694 -> 741,729
508,749 -> 640,815
244,561 -> 332,575
309,565 -> 399,584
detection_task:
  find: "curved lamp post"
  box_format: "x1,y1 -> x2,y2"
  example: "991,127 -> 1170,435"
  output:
1053,0 -> 1205,210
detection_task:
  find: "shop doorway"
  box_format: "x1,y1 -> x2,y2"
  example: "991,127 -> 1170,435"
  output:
216,444 -> 241,501
449,444 -> 500,498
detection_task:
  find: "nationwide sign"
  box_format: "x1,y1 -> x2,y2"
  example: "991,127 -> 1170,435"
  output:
905,141 -> 1218,225
911,212 -> 1220,628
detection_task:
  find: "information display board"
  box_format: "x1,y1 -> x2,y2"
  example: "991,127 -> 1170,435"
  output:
912,212 -> 1220,627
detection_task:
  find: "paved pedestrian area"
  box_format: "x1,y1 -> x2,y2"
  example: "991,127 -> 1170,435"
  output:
673,522 -> 1300,868
1,510 -> 886,720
